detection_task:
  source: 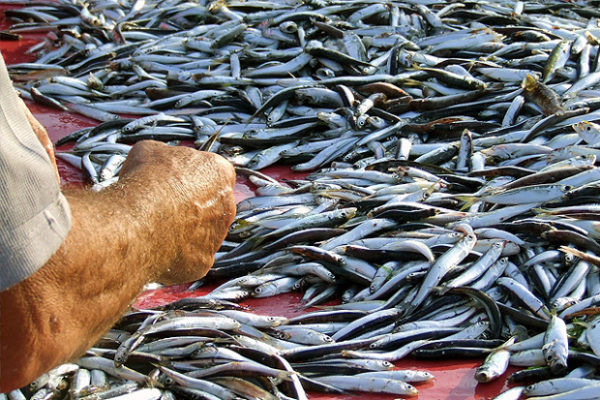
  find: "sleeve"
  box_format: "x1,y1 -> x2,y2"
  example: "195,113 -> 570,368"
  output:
0,52 -> 72,291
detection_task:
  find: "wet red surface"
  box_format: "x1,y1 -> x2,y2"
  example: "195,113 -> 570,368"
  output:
0,9 -> 521,399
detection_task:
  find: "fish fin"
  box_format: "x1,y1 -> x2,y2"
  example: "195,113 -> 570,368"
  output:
230,218 -> 254,230
531,207 -> 549,214
559,245 -> 583,258
198,117 -> 231,152
402,78 -> 425,87
495,336 -> 517,351
455,195 -> 477,211
522,73 -> 538,91
248,235 -> 266,248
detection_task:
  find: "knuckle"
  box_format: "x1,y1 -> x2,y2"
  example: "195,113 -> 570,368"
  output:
203,152 -> 234,173
209,159 -> 236,188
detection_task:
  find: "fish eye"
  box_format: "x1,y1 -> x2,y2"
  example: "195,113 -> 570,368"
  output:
476,371 -> 489,380
276,331 -> 288,339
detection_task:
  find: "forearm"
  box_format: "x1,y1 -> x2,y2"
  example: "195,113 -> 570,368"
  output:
0,184 -> 164,391
0,142 -> 235,392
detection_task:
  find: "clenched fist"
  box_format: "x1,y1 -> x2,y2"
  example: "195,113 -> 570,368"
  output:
118,140 -> 236,284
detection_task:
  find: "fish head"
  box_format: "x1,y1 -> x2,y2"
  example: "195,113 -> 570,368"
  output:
572,121 -> 600,145
542,339 -> 567,370
355,114 -> 368,129
475,368 -> 492,383
271,330 -> 290,340
341,207 -> 358,220
551,296 -> 577,312
493,240 -> 507,250
156,370 -> 176,387
323,335 -> 334,343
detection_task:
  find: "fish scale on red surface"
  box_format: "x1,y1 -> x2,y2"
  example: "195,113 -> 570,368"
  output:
0,9 -> 519,399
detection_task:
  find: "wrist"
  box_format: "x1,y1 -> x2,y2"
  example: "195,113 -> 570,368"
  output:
63,183 -> 161,282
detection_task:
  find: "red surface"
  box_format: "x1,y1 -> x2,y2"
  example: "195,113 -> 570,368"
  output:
0,11 -> 521,399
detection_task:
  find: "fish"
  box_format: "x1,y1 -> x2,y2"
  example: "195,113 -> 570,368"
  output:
8,0 -> 600,398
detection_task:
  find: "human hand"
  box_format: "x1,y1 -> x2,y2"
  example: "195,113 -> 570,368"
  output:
20,99 -> 60,183
118,140 -> 236,284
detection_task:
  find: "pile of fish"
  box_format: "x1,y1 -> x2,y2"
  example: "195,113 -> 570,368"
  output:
3,297 -> 440,400
4,0 -> 600,398
211,163 -> 600,399
3,0 -> 600,182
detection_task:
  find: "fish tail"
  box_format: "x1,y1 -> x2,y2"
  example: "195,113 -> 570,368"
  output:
455,195 -> 476,211
522,73 -> 537,91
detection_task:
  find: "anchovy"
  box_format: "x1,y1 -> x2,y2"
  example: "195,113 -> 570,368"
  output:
405,224 -> 477,312
543,315 -> 569,373
475,337 -> 515,383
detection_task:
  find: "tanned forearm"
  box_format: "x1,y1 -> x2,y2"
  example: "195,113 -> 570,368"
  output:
0,143 -> 236,392
0,185 -> 161,391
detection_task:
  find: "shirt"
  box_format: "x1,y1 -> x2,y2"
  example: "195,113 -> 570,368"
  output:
0,52 -> 71,291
